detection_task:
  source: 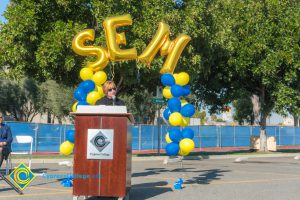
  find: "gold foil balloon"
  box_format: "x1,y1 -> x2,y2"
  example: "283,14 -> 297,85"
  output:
92,71 -> 107,86
72,29 -> 109,71
138,22 -> 170,65
103,14 -> 137,61
80,67 -> 93,80
160,34 -> 191,74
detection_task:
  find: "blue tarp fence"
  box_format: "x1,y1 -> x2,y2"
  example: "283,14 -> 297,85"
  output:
5,122 -> 300,152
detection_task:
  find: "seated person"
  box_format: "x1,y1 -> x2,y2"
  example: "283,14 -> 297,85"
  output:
95,80 -> 125,106
0,112 -> 13,168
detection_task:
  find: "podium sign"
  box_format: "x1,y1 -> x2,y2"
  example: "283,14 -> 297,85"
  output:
87,129 -> 114,160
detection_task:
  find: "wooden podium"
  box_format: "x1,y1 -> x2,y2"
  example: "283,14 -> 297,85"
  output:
71,112 -> 133,199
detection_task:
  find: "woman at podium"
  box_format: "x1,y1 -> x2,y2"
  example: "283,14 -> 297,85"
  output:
95,81 -> 125,106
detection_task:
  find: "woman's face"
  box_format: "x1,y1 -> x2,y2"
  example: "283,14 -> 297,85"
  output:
107,86 -> 116,99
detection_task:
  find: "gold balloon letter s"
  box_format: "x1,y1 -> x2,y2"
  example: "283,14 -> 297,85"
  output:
103,14 -> 137,61
72,29 -> 109,72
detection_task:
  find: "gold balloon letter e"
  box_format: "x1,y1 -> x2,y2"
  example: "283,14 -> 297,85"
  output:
103,14 -> 137,61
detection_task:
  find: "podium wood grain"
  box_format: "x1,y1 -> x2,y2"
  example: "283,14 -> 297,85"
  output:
72,114 -> 132,197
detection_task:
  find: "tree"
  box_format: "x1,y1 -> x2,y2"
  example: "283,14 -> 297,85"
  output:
0,77 -> 42,121
40,80 -> 75,123
193,0 -> 300,151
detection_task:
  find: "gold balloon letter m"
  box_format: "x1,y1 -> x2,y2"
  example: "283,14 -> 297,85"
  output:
138,22 -> 191,74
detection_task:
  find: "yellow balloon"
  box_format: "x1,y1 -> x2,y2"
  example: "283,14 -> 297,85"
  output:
92,71 -> 107,86
181,117 -> 190,127
173,73 -> 179,84
160,34 -> 191,74
179,149 -> 189,156
179,138 -> 195,153
163,87 -> 173,99
80,67 -> 93,80
165,133 -> 172,143
103,14 -> 137,61
60,141 -> 74,156
169,112 -> 183,126
177,72 -> 190,86
181,100 -> 188,106
72,102 -> 78,112
87,91 -> 101,105
96,85 -> 104,96
72,29 -> 109,71
138,22 -> 170,65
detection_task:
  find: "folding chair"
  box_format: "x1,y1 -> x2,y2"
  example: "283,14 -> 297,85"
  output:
9,136 -> 33,171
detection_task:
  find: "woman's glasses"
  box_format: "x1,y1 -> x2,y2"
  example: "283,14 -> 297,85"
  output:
108,88 -> 116,92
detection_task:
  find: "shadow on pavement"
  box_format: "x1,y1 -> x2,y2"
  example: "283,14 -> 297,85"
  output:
184,169 -> 230,185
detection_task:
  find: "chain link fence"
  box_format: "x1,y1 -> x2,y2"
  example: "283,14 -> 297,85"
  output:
6,122 -> 300,152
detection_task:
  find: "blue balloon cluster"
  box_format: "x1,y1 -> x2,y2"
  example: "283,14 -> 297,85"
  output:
161,73 -> 196,156
73,80 -> 96,105
165,128 -> 194,156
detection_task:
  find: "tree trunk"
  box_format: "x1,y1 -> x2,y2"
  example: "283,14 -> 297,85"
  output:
293,115 -> 299,127
259,113 -> 268,152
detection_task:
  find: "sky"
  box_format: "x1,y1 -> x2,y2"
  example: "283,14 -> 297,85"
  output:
0,0 -> 9,22
0,0 -> 289,125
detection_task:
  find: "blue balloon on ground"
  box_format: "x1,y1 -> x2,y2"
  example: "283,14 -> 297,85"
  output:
74,87 -> 87,101
79,80 -> 95,93
163,108 -> 171,120
171,84 -> 184,97
182,85 -> 191,96
66,130 -> 75,143
181,104 -> 195,117
165,143 -> 180,156
169,128 -> 183,143
161,74 -> 175,86
182,128 -> 194,139
168,98 -> 181,112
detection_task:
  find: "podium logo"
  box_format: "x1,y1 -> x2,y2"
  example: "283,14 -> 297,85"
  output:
90,131 -> 110,152
9,162 -> 36,190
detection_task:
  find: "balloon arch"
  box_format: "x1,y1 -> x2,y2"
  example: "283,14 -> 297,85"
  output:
60,14 -> 196,157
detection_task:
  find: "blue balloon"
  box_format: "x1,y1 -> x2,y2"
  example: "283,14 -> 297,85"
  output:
181,104 -> 195,117
161,73 -> 175,86
171,84 -> 184,97
74,87 -> 87,101
168,98 -> 181,113
79,80 -> 95,93
163,108 -> 171,120
169,128 -> 183,143
66,130 -> 75,143
165,143 -> 180,156
182,128 -> 194,139
182,85 -> 191,96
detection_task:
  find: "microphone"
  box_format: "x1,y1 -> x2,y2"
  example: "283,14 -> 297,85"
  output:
112,95 -> 116,106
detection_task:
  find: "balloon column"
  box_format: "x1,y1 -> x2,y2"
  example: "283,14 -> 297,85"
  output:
60,130 -> 75,155
162,72 -> 196,156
